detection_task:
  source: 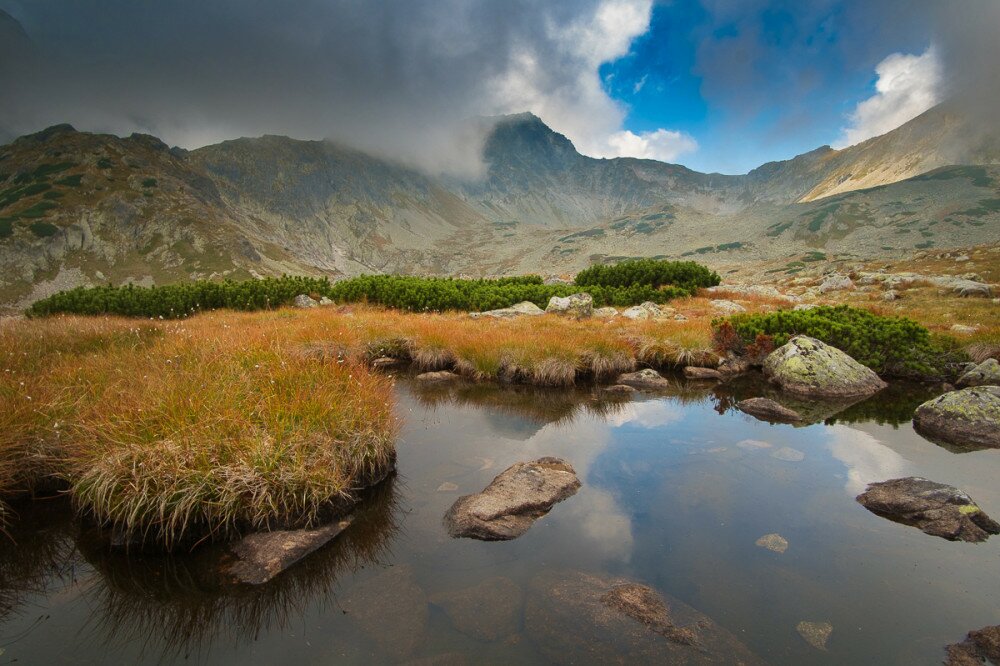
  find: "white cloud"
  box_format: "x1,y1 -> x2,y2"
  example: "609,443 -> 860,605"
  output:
835,47 -> 941,148
483,0 -> 696,163
606,128 -> 698,161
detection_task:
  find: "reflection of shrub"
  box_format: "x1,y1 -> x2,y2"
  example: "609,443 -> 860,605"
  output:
713,305 -> 962,377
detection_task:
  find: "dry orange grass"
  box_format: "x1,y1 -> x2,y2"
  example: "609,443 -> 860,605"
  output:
0,312 -> 397,546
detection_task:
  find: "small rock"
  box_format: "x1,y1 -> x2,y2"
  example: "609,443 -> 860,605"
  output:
545,293 -> 593,318
857,477 -> 1000,542
437,482 -> 459,492
736,397 -> 803,423
771,447 -> 805,462
319,296 -> 334,306
951,324 -> 979,334
226,518 -> 353,585
793,303 -> 818,311
763,335 -> 886,399
709,299 -> 746,315
444,458 -> 580,540
944,625 -> 1000,666
683,366 -> 722,381
593,306 -> 619,319
620,301 -> 669,321
957,358 -> 1000,388
371,356 -> 401,368
470,301 -> 544,319
755,533 -> 788,553
293,294 -> 319,308
882,289 -> 900,301
415,371 -> 461,382
913,386 -> 1000,449
796,621 -> 833,651
601,384 -> 637,394
430,577 -> 523,642
818,274 -> 854,294
616,368 -> 672,389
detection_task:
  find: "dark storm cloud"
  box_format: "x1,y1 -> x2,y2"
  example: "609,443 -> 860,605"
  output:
0,0 -> 651,175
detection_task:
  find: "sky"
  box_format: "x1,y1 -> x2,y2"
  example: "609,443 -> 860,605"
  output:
0,0 -> 997,175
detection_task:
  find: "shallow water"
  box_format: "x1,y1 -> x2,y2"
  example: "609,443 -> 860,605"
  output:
2,377 -> 999,664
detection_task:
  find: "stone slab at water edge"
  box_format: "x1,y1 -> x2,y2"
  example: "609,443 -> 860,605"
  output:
737,397 -> 803,423
945,624 -> 1000,666
913,386 -> 1000,449
616,368 -> 673,389
444,457 -> 580,540
763,335 -> 887,399
225,518 -> 354,585
856,477 -> 1000,542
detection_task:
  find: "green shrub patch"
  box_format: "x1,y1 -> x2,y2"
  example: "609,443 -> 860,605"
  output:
713,305 -> 961,377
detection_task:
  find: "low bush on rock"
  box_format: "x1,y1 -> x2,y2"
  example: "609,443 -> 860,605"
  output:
712,305 -> 963,377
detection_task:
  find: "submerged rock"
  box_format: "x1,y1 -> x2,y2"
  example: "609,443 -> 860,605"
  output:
415,371 -> 461,382
763,335 -> 887,399
755,533 -> 788,553
616,368 -> 672,389
430,576 -> 523,642
945,625 -> 1000,666
601,384 -> 637,395
444,458 -> 580,540
856,477 -> 1000,542
226,518 -> 353,585
683,366 -> 722,381
470,301 -> 544,319
957,358 -> 1000,388
736,397 -> 802,423
545,293 -> 593,318
342,565 -> 428,659
913,386 -> 1000,449
796,621 -> 833,651
524,570 -> 765,665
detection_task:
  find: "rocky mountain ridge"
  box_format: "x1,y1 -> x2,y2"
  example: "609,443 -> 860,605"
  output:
1,104 -> 998,309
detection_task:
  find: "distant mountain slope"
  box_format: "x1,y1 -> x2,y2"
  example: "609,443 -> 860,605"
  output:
2,104 -> 999,309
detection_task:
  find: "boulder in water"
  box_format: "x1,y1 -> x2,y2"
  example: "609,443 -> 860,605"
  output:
616,368 -> 672,389
444,458 -> 580,540
945,625 -> 1000,666
856,477 -> 1000,542
763,335 -> 886,399
913,386 -> 1000,449
226,518 -> 353,585
737,397 -> 803,423
956,358 -> 1000,388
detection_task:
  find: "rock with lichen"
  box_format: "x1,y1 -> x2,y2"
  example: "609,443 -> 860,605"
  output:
763,335 -> 887,399
913,386 -> 1000,449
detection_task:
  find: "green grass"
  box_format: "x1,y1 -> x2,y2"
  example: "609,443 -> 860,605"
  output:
141,177 -> 158,188
54,174 -> 83,187
43,190 -> 64,200
96,158 -> 113,169
0,217 -> 12,238
17,201 -> 58,219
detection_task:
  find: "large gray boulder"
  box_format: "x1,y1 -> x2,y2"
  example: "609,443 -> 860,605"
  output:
913,386 -> 1000,449
545,293 -> 593,318
469,301 -> 544,319
819,274 -> 854,294
444,458 -> 580,540
763,336 -> 887,398
524,571 -> 765,665
856,477 -> 1000,542
957,358 -> 1000,388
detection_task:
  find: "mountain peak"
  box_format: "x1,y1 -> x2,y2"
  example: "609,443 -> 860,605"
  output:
483,112 -> 578,171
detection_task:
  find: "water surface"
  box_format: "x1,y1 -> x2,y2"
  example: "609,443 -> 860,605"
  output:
1,378 -> 998,664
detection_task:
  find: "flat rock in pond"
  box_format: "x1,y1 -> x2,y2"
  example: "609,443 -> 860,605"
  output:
737,397 -> 803,423
856,477 -> 1000,542
416,371 -> 461,382
524,570 -> 765,665
957,358 -> 1000,388
601,384 -> 637,395
796,621 -> 833,650
430,576 -> 523,641
755,533 -> 788,553
616,368 -> 672,390
945,625 -> 1000,666
227,518 -> 353,585
763,335 -> 887,399
913,386 -> 1000,449
683,366 -> 722,381
342,565 -> 429,659
444,458 -> 580,540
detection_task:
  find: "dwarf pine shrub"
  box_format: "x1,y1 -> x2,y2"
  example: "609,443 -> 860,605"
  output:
713,305 -> 963,377
575,258 -> 721,291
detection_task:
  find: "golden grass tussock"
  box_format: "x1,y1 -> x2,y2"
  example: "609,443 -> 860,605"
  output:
0,312 -> 398,546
